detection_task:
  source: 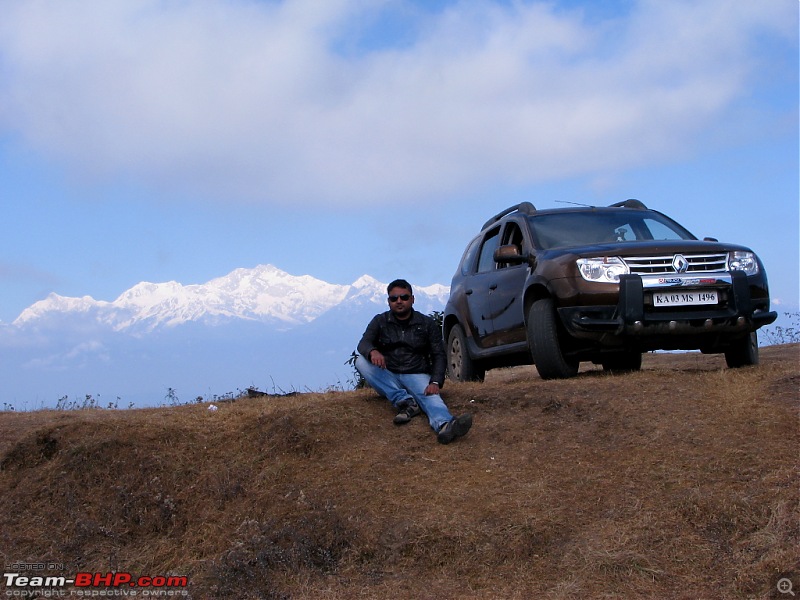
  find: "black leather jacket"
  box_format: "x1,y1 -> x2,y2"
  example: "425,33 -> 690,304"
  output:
357,309 -> 446,386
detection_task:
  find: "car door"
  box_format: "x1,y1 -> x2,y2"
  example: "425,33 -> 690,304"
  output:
463,226 -> 501,348
486,221 -> 529,345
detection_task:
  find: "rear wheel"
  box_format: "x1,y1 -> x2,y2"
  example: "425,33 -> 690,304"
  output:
724,331 -> 759,368
601,350 -> 643,373
527,298 -> 579,379
447,324 -> 485,382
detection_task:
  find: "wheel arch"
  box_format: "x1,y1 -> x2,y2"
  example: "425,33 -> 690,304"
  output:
523,282 -> 552,327
442,312 -> 461,344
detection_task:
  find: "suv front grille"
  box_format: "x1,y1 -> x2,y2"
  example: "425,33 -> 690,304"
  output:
624,253 -> 728,275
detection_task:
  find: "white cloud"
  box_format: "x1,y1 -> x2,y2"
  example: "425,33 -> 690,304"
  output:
0,0 -> 795,205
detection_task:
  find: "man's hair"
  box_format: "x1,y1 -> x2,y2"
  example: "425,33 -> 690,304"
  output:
387,279 -> 413,295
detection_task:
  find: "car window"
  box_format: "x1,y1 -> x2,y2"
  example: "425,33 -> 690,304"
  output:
460,236 -> 482,275
528,210 -> 695,249
501,222 -> 525,250
612,223 -> 634,242
644,218 -> 686,240
477,228 -> 501,273
497,222 -> 526,269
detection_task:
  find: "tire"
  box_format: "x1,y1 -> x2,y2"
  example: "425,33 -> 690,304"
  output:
724,331 -> 759,368
447,324 -> 485,382
601,350 -> 643,373
527,298 -> 579,379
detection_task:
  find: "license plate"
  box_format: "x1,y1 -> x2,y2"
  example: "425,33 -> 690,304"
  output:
653,290 -> 718,307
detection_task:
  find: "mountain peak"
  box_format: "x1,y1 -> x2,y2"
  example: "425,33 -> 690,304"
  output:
14,293 -> 105,326
352,274 -> 382,289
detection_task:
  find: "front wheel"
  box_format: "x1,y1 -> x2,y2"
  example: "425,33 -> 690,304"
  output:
724,331 -> 759,368
527,298 -> 579,379
447,324 -> 485,382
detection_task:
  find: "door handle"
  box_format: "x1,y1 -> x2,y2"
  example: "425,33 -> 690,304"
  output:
489,284 -> 498,290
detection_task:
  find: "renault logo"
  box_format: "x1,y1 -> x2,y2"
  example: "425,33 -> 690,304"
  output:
672,254 -> 689,273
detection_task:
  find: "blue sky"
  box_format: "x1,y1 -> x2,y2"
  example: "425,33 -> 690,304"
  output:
0,0 -> 797,325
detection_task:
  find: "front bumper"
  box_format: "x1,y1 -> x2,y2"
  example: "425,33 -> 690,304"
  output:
559,271 -> 777,340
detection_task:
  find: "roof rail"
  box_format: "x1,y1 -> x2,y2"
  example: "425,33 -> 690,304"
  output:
481,201 -> 537,230
609,199 -> 647,209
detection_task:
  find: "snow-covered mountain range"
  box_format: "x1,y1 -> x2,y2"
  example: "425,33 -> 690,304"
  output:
0,265 -> 450,409
14,264 -> 449,332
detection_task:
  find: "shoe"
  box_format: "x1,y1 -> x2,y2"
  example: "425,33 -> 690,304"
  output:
393,398 -> 422,425
437,414 -> 473,444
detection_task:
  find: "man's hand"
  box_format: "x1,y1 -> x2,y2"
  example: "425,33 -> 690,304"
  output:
369,349 -> 387,369
424,382 -> 440,396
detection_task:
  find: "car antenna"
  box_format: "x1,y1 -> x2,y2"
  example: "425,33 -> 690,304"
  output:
555,200 -> 594,208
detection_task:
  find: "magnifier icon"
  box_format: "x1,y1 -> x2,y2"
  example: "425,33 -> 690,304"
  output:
778,578 -> 796,596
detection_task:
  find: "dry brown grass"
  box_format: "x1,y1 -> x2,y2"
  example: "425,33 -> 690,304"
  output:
1,344 -> 798,599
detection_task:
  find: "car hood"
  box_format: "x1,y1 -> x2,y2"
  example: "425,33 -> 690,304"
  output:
543,239 -> 754,259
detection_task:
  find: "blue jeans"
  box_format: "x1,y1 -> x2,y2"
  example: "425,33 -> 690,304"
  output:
355,355 -> 453,432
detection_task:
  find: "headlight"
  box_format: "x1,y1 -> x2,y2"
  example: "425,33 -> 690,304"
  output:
728,251 -> 759,275
577,257 -> 629,283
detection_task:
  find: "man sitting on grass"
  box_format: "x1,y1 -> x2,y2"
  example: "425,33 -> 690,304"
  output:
355,278 -> 472,444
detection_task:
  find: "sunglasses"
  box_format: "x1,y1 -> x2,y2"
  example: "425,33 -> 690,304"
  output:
388,294 -> 411,302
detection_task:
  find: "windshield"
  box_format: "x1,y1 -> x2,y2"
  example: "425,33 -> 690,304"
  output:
527,210 -> 696,250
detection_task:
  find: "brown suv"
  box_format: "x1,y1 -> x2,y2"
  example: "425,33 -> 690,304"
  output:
443,200 -> 777,381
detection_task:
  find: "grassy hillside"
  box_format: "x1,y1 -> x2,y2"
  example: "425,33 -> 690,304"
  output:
1,345 -> 798,599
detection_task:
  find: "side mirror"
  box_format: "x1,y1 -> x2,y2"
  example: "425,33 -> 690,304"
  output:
494,244 -> 529,265
703,237 -> 718,242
